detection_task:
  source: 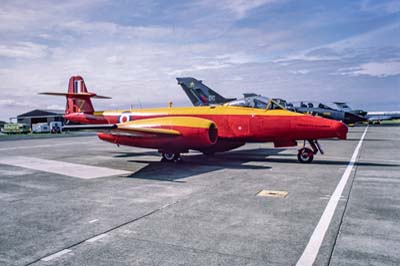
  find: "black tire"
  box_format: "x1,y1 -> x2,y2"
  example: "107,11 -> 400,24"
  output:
297,148 -> 314,163
161,152 -> 181,163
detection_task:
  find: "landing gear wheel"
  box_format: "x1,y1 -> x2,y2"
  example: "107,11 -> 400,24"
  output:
161,152 -> 181,163
297,148 -> 314,163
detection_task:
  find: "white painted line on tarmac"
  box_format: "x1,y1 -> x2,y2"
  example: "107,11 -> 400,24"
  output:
0,141 -> 95,151
41,249 -> 71,261
296,126 -> 368,266
89,219 -> 99,223
0,156 -> 131,179
86,233 -> 107,243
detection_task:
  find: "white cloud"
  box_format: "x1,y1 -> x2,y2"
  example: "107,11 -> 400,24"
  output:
222,0 -> 281,19
169,52 -> 256,75
326,22 -> 400,50
45,104 -> 65,110
290,69 -> 310,75
0,1 -> 107,33
361,0 -> 400,14
0,42 -> 48,59
339,61 -> 400,77
196,0 -> 283,19
275,21 -> 400,66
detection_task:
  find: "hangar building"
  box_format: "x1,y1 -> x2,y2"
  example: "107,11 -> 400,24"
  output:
17,109 -> 65,128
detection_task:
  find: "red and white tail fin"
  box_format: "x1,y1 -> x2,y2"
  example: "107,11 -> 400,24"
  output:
40,76 -> 110,114
66,76 -> 94,114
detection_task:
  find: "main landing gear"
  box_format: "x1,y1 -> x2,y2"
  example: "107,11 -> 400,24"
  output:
297,140 -> 324,163
161,152 -> 182,163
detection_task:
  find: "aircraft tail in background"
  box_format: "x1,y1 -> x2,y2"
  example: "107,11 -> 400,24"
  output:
333,102 -> 367,117
40,76 -> 110,114
333,102 -> 352,112
177,77 -> 235,106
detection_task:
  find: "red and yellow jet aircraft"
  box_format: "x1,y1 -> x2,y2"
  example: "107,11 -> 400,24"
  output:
41,76 -> 347,163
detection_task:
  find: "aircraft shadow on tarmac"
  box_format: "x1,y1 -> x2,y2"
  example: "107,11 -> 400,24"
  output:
110,148 -> 399,182
111,151 -> 161,158
113,148 -> 282,182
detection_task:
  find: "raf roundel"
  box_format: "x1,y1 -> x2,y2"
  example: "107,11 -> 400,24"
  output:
119,113 -> 131,123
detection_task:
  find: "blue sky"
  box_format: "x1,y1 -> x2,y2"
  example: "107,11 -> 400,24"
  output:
0,0 -> 399,120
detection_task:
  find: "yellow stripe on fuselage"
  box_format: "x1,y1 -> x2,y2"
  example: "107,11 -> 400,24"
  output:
119,116 -> 214,129
95,106 -> 303,117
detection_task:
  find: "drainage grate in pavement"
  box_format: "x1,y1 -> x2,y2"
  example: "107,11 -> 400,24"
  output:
256,190 -> 288,198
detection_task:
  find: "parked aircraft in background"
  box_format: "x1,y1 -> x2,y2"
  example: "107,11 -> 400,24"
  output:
178,77 -> 235,106
365,111 -> 400,123
177,77 -> 365,125
333,102 -> 367,117
291,101 -> 366,125
333,102 -> 400,124
41,76 -> 348,163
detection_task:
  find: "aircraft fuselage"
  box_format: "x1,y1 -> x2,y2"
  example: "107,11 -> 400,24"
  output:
65,105 -> 347,151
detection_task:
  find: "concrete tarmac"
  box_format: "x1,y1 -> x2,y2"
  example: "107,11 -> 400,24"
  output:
0,126 -> 399,266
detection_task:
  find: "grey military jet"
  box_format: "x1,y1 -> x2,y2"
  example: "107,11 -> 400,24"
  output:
177,77 -> 365,124
333,102 -> 400,124
177,77 -> 286,110
177,77 -> 235,106
291,101 -> 366,124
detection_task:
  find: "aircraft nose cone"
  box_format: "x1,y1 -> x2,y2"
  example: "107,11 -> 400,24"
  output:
332,121 -> 348,139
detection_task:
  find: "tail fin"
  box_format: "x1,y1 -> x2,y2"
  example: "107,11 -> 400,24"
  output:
333,102 -> 367,117
65,76 -> 94,114
40,76 -> 110,114
333,102 -> 352,112
176,77 -> 235,106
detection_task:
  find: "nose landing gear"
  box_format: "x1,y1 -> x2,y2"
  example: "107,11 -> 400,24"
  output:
298,147 -> 314,163
297,140 -> 323,163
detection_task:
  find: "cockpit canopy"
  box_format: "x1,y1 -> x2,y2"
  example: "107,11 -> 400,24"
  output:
292,101 -> 336,110
224,94 -> 287,110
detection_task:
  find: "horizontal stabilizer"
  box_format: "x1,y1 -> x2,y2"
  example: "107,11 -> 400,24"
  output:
39,92 -> 111,99
63,124 -> 117,131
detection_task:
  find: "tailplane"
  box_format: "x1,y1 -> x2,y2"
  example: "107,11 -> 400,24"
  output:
40,76 -> 110,114
177,77 -> 235,106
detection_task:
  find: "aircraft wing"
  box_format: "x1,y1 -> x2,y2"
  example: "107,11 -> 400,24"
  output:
366,111 -> 400,121
113,124 -> 181,137
63,123 -> 180,137
64,117 -> 218,144
367,115 -> 394,121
